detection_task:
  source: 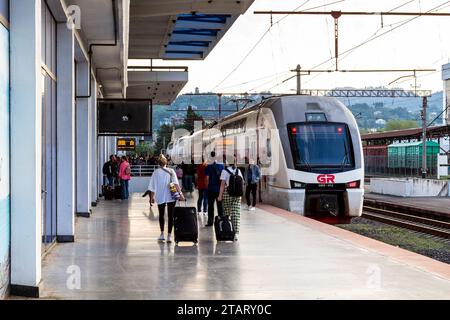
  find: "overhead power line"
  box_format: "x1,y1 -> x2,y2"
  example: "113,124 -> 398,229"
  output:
264,1 -> 450,92
211,0 -> 347,91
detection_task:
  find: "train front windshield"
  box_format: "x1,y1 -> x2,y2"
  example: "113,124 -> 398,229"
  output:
288,123 -> 355,172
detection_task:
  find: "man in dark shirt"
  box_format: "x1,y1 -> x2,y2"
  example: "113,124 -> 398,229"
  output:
204,151 -> 224,226
183,160 -> 196,193
102,155 -> 118,186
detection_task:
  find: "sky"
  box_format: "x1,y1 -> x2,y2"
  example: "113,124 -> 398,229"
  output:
130,0 -> 450,94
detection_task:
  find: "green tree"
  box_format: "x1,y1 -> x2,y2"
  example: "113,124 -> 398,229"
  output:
155,124 -> 173,155
134,142 -> 154,158
183,105 -> 204,132
385,120 -> 419,131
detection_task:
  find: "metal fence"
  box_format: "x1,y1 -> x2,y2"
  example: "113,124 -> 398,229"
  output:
130,165 -> 159,177
130,165 -> 178,177
364,154 -> 438,179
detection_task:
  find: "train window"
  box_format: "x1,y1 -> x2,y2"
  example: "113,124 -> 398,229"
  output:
306,113 -> 327,122
288,122 -> 355,173
223,119 -> 247,136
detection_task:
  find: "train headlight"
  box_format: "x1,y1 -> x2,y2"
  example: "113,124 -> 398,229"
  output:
346,180 -> 360,189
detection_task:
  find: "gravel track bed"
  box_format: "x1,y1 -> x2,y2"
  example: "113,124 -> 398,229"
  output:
337,217 -> 450,264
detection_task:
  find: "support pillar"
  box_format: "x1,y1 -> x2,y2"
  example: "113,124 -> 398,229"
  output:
56,23 -> 75,242
90,79 -> 98,206
76,62 -> 91,217
10,0 -> 42,297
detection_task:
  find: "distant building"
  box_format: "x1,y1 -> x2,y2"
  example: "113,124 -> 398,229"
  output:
195,87 -> 200,94
376,119 -> 386,126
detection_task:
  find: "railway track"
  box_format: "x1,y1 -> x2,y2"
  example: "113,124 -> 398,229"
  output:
362,205 -> 450,239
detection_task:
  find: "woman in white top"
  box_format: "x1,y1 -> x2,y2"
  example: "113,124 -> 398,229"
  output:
148,155 -> 185,243
217,158 -> 244,241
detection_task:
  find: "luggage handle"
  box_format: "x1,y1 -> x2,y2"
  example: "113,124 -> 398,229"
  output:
177,199 -> 188,207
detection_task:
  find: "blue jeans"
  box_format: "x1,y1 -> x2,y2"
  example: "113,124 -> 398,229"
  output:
121,179 -> 129,200
197,189 -> 208,212
108,176 -> 114,187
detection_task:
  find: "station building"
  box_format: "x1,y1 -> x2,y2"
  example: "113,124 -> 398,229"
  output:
0,0 -> 253,298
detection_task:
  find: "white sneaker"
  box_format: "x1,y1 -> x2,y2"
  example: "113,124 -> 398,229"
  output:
234,234 -> 239,241
250,207 -> 256,211
243,205 -> 249,211
166,234 -> 172,243
158,233 -> 165,242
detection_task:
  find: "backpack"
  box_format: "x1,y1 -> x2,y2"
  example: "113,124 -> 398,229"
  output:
102,162 -> 110,175
226,168 -> 244,197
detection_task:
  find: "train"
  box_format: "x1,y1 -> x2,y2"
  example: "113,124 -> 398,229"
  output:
168,95 -> 364,217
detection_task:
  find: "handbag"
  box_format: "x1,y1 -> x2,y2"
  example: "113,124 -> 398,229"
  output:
162,168 -> 181,201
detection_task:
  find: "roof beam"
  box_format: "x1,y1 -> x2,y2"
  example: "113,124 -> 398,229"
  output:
131,0 -> 252,17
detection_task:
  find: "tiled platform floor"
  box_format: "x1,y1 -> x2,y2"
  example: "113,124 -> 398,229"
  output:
39,194 -> 450,299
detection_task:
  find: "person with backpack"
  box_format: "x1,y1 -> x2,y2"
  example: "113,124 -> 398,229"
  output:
244,158 -> 261,211
148,155 -> 185,243
205,151 -> 224,227
217,157 -> 244,241
118,156 -> 132,200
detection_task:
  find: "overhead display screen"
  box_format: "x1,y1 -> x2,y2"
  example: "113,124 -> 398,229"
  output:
98,100 -> 152,136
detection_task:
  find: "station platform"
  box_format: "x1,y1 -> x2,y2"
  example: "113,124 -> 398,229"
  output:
365,192 -> 450,218
38,194 -> 450,300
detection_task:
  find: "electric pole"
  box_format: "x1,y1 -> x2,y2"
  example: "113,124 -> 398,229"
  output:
296,64 -> 301,94
421,96 -> 428,178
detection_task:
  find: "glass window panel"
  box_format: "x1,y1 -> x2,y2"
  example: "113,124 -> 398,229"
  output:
288,122 -> 355,172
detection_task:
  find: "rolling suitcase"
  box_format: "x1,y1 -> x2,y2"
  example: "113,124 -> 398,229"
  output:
214,215 -> 235,241
103,186 -> 114,201
114,184 -> 122,200
173,202 -> 198,245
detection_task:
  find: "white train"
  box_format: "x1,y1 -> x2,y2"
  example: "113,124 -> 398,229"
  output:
169,95 -> 364,217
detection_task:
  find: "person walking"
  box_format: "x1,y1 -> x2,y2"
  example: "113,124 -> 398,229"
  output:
205,151 -> 224,227
118,156 -> 131,200
196,158 -> 208,215
183,160 -> 195,193
244,159 -> 261,211
148,155 -> 185,243
218,158 -> 244,241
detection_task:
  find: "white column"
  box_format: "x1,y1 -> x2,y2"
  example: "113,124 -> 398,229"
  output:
56,24 -> 75,242
76,62 -> 91,216
98,136 -> 106,192
10,0 -> 42,297
90,79 -> 98,205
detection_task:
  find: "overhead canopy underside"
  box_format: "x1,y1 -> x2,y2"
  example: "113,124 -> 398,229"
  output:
129,0 -> 253,60
127,0 -> 253,104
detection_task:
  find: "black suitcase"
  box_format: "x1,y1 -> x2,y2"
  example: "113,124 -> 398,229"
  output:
114,185 -> 122,200
103,186 -> 114,201
174,203 -> 198,245
214,215 -> 235,241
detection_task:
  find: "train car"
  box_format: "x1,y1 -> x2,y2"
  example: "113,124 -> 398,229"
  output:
169,96 -> 364,217
363,145 -> 388,175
